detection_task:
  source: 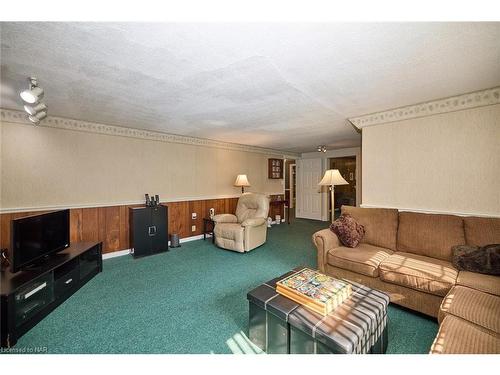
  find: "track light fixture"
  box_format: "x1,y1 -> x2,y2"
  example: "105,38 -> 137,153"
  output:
24,103 -> 47,116
20,77 -> 44,103
20,77 -> 48,125
317,145 -> 327,153
28,111 -> 47,123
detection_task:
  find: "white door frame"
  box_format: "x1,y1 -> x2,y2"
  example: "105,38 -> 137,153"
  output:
300,147 -> 361,221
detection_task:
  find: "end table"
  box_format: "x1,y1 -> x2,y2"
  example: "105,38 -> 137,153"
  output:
203,218 -> 215,243
269,199 -> 290,224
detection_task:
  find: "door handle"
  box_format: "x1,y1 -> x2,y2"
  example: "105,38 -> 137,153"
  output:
148,226 -> 157,236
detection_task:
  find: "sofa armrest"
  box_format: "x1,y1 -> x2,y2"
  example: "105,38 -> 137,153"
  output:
212,214 -> 238,224
241,217 -> 266,227
312,229 -> 341,273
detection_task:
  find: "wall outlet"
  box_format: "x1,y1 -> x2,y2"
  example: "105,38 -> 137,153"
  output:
191,225 -> 196,232
192,212 -> 197,219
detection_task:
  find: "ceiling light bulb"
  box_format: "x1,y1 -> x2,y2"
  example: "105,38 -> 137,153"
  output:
28,111 -> 47,124
24,103 -> 47,115
20,86 -> 44,104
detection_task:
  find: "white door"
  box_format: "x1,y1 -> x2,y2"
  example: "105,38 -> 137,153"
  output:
296,158 -> 323,220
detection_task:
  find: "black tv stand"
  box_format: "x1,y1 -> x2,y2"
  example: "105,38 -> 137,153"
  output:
0,242 -> 102,348
23,253 -> 69,271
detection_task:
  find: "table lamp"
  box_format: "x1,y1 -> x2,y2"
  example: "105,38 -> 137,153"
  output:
318,169 -> 349,223
234,174 -> 251,193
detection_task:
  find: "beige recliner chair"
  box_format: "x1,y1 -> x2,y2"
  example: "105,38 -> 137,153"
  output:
213,193 -> 270,253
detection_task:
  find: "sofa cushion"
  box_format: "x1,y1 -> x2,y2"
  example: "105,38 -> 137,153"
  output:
327,243 -> 393,278
430,315 -> 499,354
341,206 -> 399,251
379,252 -> 458,297
439,286 -> 500,334
397,212 -> 465,261
457,271 -> 500,296
464,217 -> 500,246
329,214 -> 365,248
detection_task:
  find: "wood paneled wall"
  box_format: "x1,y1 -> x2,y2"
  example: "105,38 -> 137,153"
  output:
0,195 -> 283,255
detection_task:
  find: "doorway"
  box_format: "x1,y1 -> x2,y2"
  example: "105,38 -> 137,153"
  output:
329,156 -> 357,218
284,159 -> 296,219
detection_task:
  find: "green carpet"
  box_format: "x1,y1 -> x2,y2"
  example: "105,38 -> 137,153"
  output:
15,219 -> 438,354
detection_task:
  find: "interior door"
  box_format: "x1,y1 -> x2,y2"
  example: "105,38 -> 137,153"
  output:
296,158 -> 323,220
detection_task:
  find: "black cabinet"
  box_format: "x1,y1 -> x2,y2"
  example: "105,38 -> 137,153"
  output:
1,242 -> 102,348
129,205 -> 168,258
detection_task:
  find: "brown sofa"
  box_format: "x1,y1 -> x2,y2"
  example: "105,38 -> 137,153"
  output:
312,206 -> 500,354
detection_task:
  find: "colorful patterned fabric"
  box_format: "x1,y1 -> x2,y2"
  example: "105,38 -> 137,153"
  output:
330,214 -> 365,248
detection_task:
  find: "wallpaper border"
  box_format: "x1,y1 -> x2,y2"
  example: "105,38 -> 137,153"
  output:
0,108 -> 300,158
349,86 -> 500,128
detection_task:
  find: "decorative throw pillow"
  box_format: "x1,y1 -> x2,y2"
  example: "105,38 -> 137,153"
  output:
330,214 -> 365,248
451,244 -> 500,275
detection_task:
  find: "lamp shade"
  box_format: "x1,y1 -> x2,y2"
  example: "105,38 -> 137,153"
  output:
318,169 -> 348,186
234,174 -> 251,187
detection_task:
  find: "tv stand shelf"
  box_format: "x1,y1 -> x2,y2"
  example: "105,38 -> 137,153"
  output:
0,241 -> 102,348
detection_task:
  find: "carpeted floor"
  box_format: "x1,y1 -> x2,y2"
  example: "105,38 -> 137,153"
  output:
15,219 -> 438,354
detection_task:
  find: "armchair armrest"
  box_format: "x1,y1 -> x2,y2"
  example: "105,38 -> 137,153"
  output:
241,217 -> 266,227
212,214 -> 238,224
312,229 -> 341,273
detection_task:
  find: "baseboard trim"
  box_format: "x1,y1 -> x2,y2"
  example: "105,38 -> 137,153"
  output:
179,234 -> 205,243
102,233 -> 208,260
360,204 -> 500,218
102,249 -> 131,260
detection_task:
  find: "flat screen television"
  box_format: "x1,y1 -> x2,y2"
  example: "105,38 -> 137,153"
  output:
11,209 -> 70,273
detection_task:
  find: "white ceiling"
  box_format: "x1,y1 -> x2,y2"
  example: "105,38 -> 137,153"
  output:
1,22 -> 499,153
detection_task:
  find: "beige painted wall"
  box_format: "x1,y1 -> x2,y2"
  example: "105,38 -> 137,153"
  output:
0,120 -> 284,210
362,104 -> 500,216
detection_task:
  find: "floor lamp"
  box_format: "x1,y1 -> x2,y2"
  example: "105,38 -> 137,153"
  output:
318,169 -> 349,223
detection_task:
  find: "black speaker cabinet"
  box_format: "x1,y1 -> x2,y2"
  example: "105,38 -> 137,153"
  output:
129,205 -> 168,258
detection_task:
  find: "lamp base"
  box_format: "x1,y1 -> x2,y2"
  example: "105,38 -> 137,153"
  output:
330,186 -> 335,223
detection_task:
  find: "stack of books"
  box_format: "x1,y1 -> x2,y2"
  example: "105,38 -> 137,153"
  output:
276,268 -> 352,316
